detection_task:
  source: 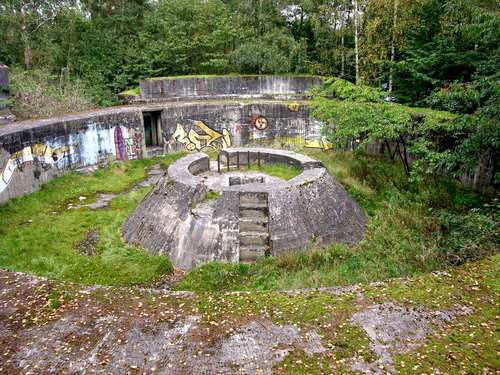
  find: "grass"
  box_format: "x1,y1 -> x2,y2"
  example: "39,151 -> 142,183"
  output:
0,153 -> 186,286
118,87 -> 140,97
247,162 -> 302,180
0,149 -> 497,291
176,150 -> 499,292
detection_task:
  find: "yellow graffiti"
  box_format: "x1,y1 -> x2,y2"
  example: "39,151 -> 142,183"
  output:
288,102 -> 300,112
172,122 -> 232,152
1,143 -> 77,194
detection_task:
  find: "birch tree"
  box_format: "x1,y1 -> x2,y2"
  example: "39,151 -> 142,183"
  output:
354,0 -> 360,84
1,0 -> 75,68
388,0 -> 398,92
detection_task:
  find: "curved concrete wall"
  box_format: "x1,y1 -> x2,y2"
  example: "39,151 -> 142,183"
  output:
0,99 -> 329,204
139,76 -> 323,101
122,149 -> 366,269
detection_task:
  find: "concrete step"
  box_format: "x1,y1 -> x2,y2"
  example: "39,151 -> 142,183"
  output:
239,208 -> 267,219
240,217 -> 268,224
239,192 -> 267,205
240,232 -> 269,246
239,220 -> 268,233
239,245 -> 267,262
239,202 -> 267,209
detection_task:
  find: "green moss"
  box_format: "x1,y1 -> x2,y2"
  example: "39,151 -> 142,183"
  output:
247,162 -> 302,180
119,87 -> 140,96
204,191 -> 220,202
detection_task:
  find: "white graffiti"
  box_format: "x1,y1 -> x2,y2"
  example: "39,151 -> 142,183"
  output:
0,124 -> 137,195
0,143 -> 77,194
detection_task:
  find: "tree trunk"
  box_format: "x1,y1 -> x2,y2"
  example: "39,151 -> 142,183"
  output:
341,34 -> 345,77
389,0 -> 399,93
354,0 -> 360,84
341,4 -> 345,77
21,8 -> 30,69
24,47 -> 31,68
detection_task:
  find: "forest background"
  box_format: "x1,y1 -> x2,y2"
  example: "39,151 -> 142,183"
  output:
0,0 -> 498,185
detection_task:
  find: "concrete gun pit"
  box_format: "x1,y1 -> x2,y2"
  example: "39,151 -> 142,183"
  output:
122,148 -> 367,269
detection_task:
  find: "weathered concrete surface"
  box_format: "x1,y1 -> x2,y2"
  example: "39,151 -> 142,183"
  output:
1,262 -> 494,375
0,269 -> 327,375
122,153 -> 240,269
123,149 -> 366,269
0,109 -> 146,205
140,75 -> 323,101
350,302 -> 474,374
1,99 -> 326,204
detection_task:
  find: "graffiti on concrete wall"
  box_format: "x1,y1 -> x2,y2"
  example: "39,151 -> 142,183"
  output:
172,121 -> 232,151
114,126 -> 128,161
249,115 -> 268,131
0,124 -> 142,195
247,115 -> 332,151
0,143 -> 77,194
288,102 -> 300,112
114,126 -> 142,161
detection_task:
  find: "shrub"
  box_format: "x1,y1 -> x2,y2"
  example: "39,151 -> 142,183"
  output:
426,82 -> 481,114
9,67 -> 96,120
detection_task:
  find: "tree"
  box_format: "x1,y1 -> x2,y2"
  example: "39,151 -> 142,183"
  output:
0,0 -> 75,68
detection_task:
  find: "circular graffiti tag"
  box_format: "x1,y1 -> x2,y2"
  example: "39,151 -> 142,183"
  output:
254,116 -> 268,130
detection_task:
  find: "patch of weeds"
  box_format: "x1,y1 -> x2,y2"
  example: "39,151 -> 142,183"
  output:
203,191 -> 220,202
177,262 -> 250,292
274,349 -> 331,374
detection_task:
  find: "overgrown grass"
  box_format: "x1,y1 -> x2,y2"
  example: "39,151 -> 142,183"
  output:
176,151 -> 499,292
0,153 -> 185,286
9,67 -> 97,120
247,162 -> 302,180
0,150 -> 497,290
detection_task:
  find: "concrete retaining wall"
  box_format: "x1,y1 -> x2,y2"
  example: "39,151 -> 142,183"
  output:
122,149 -> 366,269
140,75 -> 323,101
0,108 -> 145,204
1,100 -> 329,204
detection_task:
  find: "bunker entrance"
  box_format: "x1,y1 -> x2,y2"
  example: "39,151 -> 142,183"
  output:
143,111 -> 162,147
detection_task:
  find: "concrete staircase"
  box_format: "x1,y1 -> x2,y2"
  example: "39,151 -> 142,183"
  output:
238,192 -> 270,263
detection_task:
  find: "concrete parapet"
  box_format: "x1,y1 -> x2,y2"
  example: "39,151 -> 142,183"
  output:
139,75 -> 323,102
122,149 -> 366,269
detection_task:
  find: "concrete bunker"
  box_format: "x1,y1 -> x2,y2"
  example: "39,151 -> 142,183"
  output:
122,148 -> 367,269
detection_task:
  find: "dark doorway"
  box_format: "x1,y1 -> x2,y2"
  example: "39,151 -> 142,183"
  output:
143,111 -> 162,147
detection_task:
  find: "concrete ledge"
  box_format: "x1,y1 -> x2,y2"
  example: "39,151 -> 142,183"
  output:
125,151 -> 366,268
140,76 -> 323,101
221,147 -> 323,171
168,153 -> 209,188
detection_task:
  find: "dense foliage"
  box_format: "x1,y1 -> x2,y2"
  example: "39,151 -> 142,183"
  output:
1,0 -> 498,185
1,0 -> 497,106
311,78 -> 499,186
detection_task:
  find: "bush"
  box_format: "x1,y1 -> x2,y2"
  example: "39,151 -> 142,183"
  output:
230,41 -> 291,74
311,77 -> 387,102
9,67 -> 96,120
426,82 -> 481,114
